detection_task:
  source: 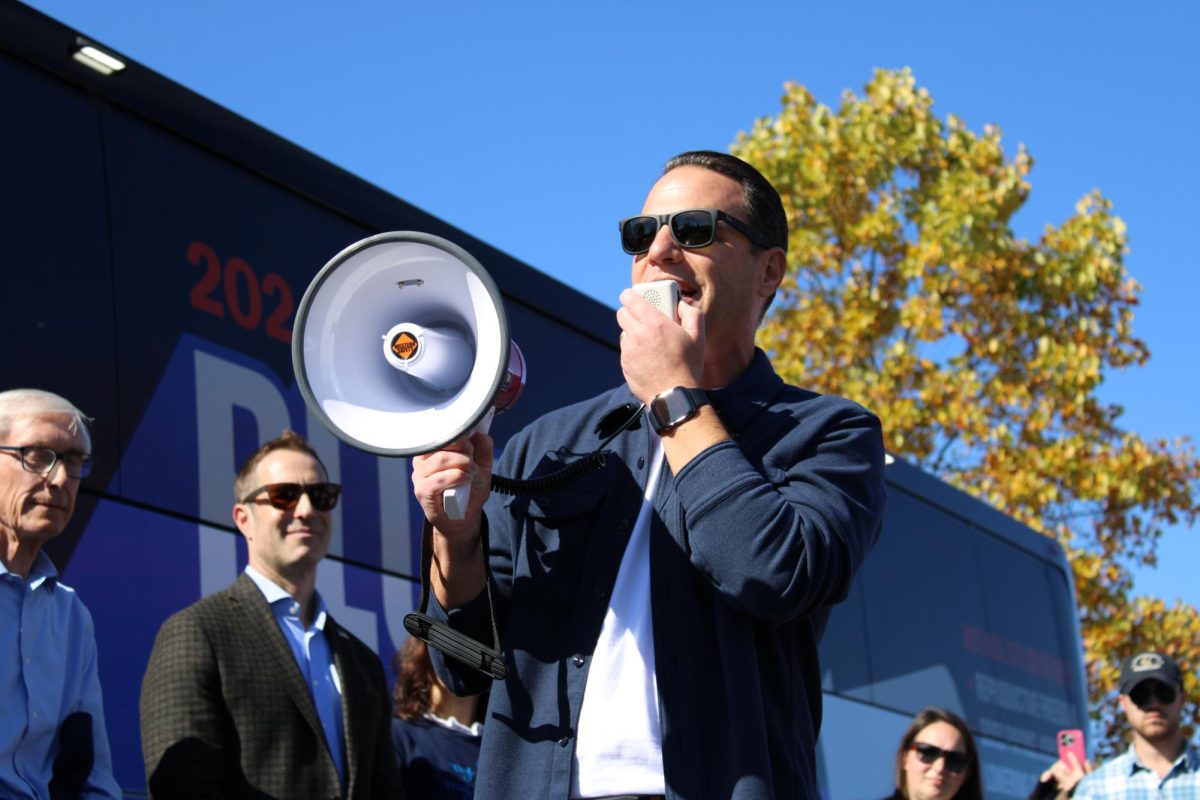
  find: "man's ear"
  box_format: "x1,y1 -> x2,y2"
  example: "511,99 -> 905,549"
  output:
758,247 -> 787,298
232,502 -> 253,538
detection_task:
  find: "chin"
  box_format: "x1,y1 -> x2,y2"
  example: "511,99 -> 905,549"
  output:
298,545 -> 330,564
924,782 -> 958,800
1142,725 -> 1177,741
25,516 -> 67,540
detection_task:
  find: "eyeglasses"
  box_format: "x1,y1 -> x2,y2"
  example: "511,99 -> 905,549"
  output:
618,208 -> 773,255
1129,681 -> 1177,707
0,445 -> 93,479
911,743 -> 970,775
240,482 -> 342,512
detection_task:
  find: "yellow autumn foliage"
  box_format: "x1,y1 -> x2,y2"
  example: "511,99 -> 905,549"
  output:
734,68 -> 1200,755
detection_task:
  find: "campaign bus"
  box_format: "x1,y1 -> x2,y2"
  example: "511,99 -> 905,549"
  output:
1,3 -> 1088,797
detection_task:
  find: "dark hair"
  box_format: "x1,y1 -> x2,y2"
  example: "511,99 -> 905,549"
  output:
233,430 -> 326,501
662,150 -> 788,253
662,150 -> 788,319
894,708 -> 983,800
392,637 -> 488,723
392,637 -> 436,720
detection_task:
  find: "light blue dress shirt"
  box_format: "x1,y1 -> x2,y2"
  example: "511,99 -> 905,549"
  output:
0,550 -> 121,799
244,566 -> 346,788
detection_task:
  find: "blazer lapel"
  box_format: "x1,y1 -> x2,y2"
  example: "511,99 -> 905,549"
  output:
230,575 -> 328,750
327,617 -> 363,797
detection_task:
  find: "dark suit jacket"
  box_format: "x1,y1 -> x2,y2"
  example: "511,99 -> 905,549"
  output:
139,574 -> 403,799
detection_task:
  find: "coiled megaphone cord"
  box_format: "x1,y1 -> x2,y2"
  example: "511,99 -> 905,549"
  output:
489,402 -> 645,497
490,453 -> 606,496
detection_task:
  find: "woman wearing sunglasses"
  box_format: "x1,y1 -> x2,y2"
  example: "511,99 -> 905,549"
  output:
889,708 -> 984,800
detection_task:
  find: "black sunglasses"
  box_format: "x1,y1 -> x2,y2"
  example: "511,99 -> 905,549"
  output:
240,482 -> 342,512
619,208 -> 773,255
912,742 -> 970,775
1129,681 -> 1177,707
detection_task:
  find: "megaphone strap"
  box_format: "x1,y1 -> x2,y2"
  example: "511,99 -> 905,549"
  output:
407,516 -> 507,681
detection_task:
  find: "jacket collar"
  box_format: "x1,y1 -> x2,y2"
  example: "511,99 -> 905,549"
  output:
620,347 -> 782,436
706,348 -> 785,435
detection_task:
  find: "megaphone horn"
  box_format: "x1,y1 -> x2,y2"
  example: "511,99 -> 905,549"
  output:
292,232 -> 521,519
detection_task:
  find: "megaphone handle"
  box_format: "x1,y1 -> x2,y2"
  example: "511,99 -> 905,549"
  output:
443,408 -> 496,520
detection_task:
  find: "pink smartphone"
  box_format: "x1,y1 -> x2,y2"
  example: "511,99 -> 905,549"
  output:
1057,729 -> 1085,766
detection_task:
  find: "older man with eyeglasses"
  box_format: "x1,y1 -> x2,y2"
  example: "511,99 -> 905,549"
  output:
139,430 -> 402,799
0,388 -> 121,799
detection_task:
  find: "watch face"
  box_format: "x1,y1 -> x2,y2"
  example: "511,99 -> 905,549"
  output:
650,394 -> 672,428
650,387 -> 696,432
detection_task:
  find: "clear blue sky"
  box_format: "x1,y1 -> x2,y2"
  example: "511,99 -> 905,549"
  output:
25,0 -> 1199,609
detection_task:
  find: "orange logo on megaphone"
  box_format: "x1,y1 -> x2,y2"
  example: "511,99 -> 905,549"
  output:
390,331 -> 419,361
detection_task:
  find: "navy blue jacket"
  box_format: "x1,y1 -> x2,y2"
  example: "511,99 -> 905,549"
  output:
431,349 -> 886,799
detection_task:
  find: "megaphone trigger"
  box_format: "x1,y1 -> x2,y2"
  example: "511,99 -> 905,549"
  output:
441,336 -> 525,519
442,407 -> 496,520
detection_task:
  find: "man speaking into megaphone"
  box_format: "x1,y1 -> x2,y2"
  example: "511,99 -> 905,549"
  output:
411,150 -> 887,800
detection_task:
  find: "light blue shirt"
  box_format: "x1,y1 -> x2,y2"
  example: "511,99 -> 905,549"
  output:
0,550 -> 121,799
244,566 -> 346,788
1075,742 -> 1200,800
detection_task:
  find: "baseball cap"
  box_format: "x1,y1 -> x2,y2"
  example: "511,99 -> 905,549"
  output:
1119,651 -> 1183,694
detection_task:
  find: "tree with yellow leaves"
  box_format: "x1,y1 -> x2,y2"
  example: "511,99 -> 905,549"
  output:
733,68 -> 1200,755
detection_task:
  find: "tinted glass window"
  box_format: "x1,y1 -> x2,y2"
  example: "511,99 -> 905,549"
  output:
857,486 -> 991,713
819,579 -> 872,702
972,533 -> 1082,753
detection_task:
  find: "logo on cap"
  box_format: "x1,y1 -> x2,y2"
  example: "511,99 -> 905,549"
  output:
1131,652 -> 1165,673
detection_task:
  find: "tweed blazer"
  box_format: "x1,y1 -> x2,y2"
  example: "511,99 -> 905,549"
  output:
139,574 -> 403,799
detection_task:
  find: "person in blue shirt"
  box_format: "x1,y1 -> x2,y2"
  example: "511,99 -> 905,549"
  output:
0,388 -> 121,799
411,151 -> 888,799
140,431 -> 402,798
391,636 -> 484,799
1073,651 -> 1199,800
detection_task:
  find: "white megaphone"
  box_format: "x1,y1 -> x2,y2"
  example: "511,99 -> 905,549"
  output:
292,231 -> 525,519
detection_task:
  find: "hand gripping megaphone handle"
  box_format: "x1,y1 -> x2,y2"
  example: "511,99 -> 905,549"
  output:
443,407 -> 496,520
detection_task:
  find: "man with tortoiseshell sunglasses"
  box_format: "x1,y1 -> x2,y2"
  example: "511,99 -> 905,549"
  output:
140,431 -> 403,799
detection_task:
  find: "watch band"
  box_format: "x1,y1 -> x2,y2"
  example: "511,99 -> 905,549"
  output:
648,386 -> 710,433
